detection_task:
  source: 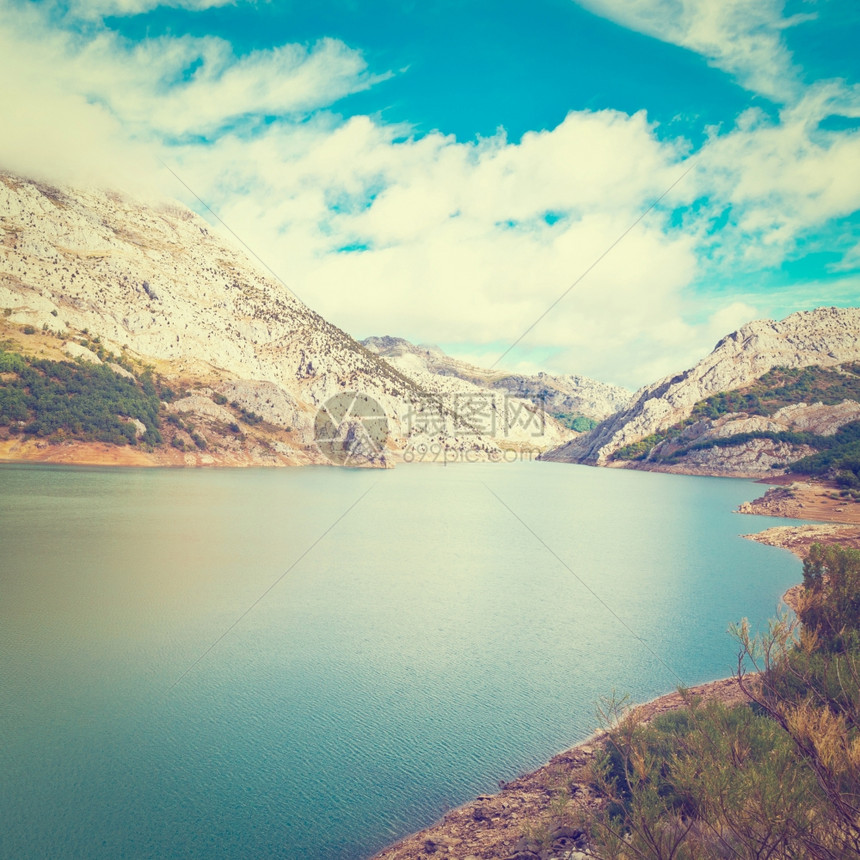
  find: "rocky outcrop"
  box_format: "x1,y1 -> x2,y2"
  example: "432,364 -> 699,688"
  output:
634,439 -> 818,477
544,307 -> 860,469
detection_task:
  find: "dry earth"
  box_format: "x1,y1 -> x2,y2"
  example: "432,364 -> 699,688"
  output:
737,478 -> 860,525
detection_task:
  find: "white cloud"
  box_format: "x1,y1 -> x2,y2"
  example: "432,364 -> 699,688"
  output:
0,0 -> 857,389
575,0 -> 804,101
0,1 -> 378,186
161,87 -> 860,385
163,111 -> 703,386
687,85 -> 860,270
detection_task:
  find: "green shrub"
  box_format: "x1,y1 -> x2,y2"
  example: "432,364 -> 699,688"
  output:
799,543 -> 860,651
552,412 -> 599,432
0,346 -> 162,446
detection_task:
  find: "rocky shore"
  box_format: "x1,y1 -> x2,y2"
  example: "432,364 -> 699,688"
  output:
738,477 -> 860,559
737,477 -> 860,525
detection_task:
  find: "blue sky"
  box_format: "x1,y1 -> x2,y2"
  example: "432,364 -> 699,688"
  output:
111,0 -> 760,144
2,0 -> 860,387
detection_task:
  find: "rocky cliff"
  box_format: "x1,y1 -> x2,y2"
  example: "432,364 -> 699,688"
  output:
543,307 -> 860,477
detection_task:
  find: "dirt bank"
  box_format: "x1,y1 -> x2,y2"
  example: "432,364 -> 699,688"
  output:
737,478 -> 860,524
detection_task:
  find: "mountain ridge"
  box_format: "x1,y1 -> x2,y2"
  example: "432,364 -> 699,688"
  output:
361,335 -> 631,427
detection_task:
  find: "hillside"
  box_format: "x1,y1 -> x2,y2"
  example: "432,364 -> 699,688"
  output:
543,307 -> 860,478
0,171 -> 574,466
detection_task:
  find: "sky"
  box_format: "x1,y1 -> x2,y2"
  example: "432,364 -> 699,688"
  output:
1,0 -> 859,389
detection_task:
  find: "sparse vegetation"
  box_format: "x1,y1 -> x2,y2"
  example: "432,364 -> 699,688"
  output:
230,400 -> 263,424
579,543 -> 860,859
615,430 -> 681,461
613,365 -> 860,478
789,436 -> 860,498
691,364 -> 860,420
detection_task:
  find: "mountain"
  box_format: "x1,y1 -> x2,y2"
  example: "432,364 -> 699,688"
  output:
543,307 -> 860,477
360,336 -> 631,427
0,171 -> 573,466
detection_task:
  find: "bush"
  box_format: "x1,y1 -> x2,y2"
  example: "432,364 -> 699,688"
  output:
582,542 -> 860,859
552,412 -> 599,432
798,543 -> 860,650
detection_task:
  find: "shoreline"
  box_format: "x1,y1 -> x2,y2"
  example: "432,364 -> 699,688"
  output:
371,479 -> 859,860
0,438 -> 316,468
737,476 -> 860,560
369,678 -> 752,860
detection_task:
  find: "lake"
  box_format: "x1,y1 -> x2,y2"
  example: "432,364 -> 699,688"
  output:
0,461 -> 801,859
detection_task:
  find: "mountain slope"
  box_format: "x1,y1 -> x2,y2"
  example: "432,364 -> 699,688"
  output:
0,171 -> 432,465
543,307 -> 860,476
0,171 -> 573,465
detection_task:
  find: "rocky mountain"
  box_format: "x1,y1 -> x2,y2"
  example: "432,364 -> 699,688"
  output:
0,171 -> 572,466
361,336 -> 631,426
543,307 -> 860,477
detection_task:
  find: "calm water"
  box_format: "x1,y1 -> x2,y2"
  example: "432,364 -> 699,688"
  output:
0,461 -> 800,859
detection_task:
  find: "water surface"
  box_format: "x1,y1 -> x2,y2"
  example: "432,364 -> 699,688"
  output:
0,462 -> 801,859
